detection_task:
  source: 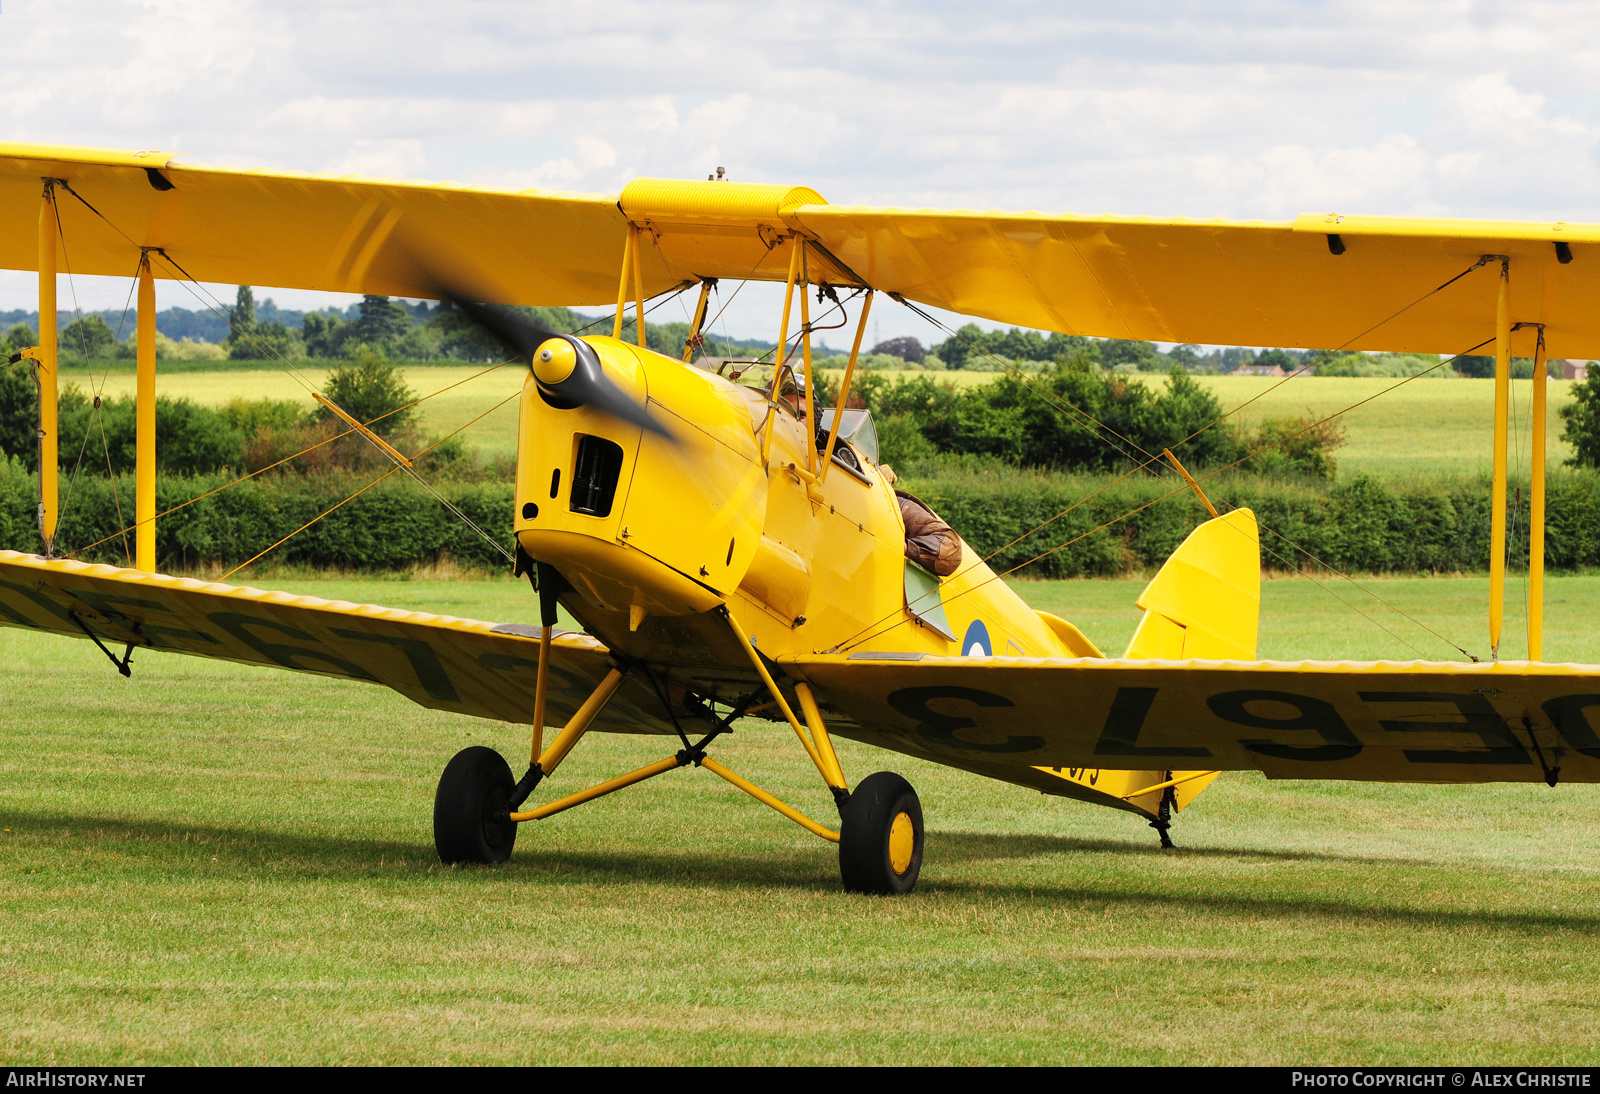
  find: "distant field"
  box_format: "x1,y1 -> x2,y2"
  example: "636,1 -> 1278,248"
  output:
819,366 -> 999,390
84,363 -> 1580,478
87,364 -> 528,460
3,573 -> 1598,1064
1196,375 -> 1577,479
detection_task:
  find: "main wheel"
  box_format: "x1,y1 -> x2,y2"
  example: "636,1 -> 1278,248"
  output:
839,771 -> 924,894
434,746 -> 518,864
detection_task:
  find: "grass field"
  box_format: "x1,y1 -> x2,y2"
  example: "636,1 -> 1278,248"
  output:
4,573 -> 1599,1065
82,362 -> 1579,479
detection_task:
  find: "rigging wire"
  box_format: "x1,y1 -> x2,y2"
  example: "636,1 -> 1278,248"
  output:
896,298 -> 1188,472
50,200 -> 133,564
831,335 -> 1496,658
58,259 -> 141,537
896,253 -> 1492,491
1507,343 -> 1530,655
218,465 -> 404,582
63,355 -> 520,560
1254,525 -> 1430,659
218,387 -> 523,581
54,178 -> 550,562
54,182 -> 323,395
1162,256 -> 1493,448
742,290 -> 856,373
687,245 -> 796,362
569,280 -> 700,341
865,281 -> 1494,659
41,177 -> 1498,658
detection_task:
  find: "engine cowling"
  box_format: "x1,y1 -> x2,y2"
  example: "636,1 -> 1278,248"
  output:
513,336 -> 767,621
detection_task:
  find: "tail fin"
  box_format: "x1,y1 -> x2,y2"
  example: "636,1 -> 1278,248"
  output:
1117,508 -> 1260,819
1125,508 -> 1260,661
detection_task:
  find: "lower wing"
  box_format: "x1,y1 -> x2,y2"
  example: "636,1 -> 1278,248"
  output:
790,652 -> 1600,785
0,550 -> 675,735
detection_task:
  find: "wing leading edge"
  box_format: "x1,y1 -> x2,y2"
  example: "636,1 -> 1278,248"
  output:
0,550 -> 675,735
0,142 -> 637,305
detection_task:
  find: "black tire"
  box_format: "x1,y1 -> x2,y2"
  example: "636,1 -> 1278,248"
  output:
434,746 -> 518,864
838,771 -> 924,894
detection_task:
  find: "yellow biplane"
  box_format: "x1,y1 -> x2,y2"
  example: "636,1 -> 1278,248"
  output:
2,141 -> 1597,894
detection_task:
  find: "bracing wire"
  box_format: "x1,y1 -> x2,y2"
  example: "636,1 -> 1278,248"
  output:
50,181 -> 542,565
218,465 -> 403,581
51,200 -> 133,564
830,333 -> 1497,658
1507,344 -> 1532,653
896,253 -> 1492,492
58,259 -> 141,535
53,181 -> 321,395
858,278 -> 1495,659
1256,532 -> 1430,659
217,387 -> 523,581
44,175 -> 1499,658
64,355 -> 521,560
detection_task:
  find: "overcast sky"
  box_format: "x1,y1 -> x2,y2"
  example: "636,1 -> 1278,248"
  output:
4,0 -> 1600,345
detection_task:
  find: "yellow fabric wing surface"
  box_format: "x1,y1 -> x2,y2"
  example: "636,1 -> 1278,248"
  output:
3,141 -> 1597,356
792,653 -> 1600,785
0,143 -> 647,305
788,206 -> 1598,358
0,551 -> 675,735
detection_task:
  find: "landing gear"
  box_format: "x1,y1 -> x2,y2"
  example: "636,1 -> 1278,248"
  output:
429,638 -> 923,894
839,771 -> 923,895
434,746 -> 518,864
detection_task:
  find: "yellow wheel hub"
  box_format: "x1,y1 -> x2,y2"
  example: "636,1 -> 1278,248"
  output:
533,338 -> 577,385
888,811 -> 915,874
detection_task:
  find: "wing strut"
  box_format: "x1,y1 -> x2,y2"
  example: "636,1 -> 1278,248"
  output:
504,666 -> 628,812
68,612 -> 135,677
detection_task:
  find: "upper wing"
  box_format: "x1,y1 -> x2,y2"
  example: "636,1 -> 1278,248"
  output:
788,206 -> 1594,358
789,652 -> 1600,785
0,142 -> 639,305
3,141 -> 1593,355
0,550 -> 676,735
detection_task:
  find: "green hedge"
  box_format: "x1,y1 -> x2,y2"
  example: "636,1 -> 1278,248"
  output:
2,458 -> 1596,579
901,465 -> 1599,579
0,459 -> 514,572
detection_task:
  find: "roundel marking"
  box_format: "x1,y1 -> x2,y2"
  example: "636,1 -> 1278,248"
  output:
962,619 -> 992,658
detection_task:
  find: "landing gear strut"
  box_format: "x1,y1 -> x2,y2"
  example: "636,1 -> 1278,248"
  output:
431,608 -> 929,893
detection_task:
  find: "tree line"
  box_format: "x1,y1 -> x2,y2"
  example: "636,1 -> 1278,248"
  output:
1,288 -> 792,366
8,287 -> 1574,381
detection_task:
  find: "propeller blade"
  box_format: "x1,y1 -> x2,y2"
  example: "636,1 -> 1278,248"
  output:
581,367 -> 674,438
447,296 -> 557,361
439,291 -> 673,441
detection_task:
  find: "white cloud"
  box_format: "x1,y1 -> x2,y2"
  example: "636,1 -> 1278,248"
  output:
1455,72 -> 1584,135
7,0 -> 1600,343
576,136 -> 617,169
325,138 -> 427,178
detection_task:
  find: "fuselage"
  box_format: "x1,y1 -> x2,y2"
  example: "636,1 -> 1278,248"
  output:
511,335 -> 1087,703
